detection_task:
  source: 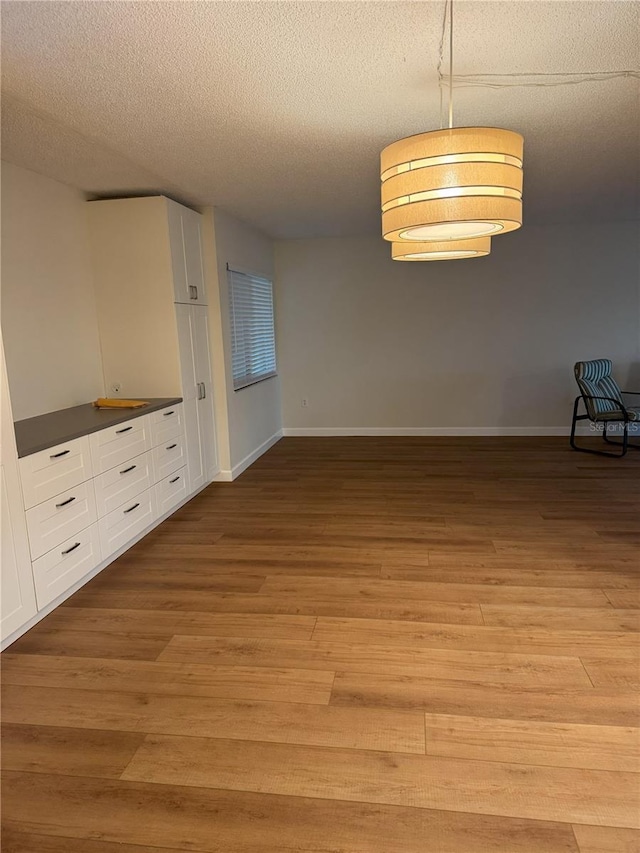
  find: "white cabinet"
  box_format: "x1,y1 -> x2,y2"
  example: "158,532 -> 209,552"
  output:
25,480 -> 98,561
89,415 -> 151,475
3,400 -> 189,646
152,435 -> 187,483
150,404 -> 184,446
19,435 -> 92,510
175,303 -> 218,490
93,450 -> 154,517
1,340 -> 37,641
1,464 -> 37,638
31,523 -> 102,609
88,196 -> 219,490
155,467 -> 188,516
168,200 -> 207,306
99,487 -> 157,559
18,431 -> 102,611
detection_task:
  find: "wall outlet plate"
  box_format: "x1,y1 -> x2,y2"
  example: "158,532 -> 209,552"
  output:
110,383 -> 122,394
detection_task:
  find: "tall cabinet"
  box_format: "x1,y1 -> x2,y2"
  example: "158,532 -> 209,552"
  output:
0,335 -> 37,638
87,196 -> 218,492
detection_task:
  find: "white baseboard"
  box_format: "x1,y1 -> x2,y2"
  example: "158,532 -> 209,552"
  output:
214,429 -> 283,482
282,426 -> 597,437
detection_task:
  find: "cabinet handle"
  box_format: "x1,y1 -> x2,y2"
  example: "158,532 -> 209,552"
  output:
189,285 -> 196,300
163,410 -> 175,417
50,449 -> 70,459
120,465 -> 136,474
169,476 -> 180,484
166,443 -> 177,450
201,383 -> 206,399
123,502 -> 140,514
61,541 -> 81,555
55,496 -> 76,508
116,426 -> 133,434
193,285 -> 198,300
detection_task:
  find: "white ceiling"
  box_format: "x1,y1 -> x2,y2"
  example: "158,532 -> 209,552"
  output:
1,1 -> 639,239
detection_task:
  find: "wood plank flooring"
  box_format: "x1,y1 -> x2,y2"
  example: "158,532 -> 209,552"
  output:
2,436 -> 639,852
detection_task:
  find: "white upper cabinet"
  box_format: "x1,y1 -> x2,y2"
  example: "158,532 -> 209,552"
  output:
167,200 -> 207,306
182,206 -> 207,305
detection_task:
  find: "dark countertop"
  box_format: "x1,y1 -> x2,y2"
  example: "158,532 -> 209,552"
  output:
15,397 -> 183,458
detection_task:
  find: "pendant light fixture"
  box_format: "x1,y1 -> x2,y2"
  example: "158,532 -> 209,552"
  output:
391,235 -> 490,261
381,0 -> 523,258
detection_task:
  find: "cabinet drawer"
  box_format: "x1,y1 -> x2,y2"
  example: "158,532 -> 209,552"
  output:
90,416 -> 151,475
98,487 -> 156,559
31,523 -> 101,609
93,450 -> 154,517
152,434 -> 187,482
150,404 -> 184,447
25,480 -> 98,561
19,436 -> 92,510
155,466 -> 188,517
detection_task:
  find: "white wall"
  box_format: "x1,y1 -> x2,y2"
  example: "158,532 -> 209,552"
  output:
275,222 -> 640,434
1,162 -> 104,421
206,208 -> 282,476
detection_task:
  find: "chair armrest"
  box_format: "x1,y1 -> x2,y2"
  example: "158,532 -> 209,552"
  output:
579,393 -> 630,419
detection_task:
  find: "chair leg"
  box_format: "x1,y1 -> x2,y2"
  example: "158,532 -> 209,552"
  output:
569,397 -> 581,451
602,421 -> 639,455
569,398 -> 629,457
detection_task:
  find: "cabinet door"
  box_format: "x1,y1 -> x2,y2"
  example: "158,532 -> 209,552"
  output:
191,306 -> 219,480
167,199 -> 190,304
182,207 -> 207,305
183,396 -> 205,492
1,338 -> 38,644
175,303 -> 198,400
1,464 -> 37,641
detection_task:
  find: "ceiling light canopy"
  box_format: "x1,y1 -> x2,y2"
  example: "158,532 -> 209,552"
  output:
391,235 -> 491,261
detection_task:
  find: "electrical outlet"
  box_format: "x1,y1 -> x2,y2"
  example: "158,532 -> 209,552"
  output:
301,398 -> 308,408
110,383 -> 122,395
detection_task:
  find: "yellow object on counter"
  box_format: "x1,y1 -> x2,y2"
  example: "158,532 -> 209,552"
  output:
92,398 -> 149,409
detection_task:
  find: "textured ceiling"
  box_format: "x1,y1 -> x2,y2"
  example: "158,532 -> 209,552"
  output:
1,1 -> 639,238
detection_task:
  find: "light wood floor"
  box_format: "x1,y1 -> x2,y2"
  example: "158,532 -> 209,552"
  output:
2,437 -> 639,853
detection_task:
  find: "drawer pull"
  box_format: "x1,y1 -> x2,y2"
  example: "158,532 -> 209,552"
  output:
61,541 -> 81,556
163,410 -> 175,417
115,426 -> 133,434
123,502 -> 140,514
50,449 -> 70,459
169,476 -> 180,484
120,465 -> 137,474
55,496 -> 76,508
166,443 -> 178,450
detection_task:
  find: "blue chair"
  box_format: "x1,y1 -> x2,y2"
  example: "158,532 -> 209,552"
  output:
570,359 -> 640,457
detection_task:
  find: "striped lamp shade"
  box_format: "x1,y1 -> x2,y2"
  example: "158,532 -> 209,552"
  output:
381,127 -> 523,243
391,236 -> 491,261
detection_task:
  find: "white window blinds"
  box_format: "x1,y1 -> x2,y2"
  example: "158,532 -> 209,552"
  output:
228,267 -> 277,390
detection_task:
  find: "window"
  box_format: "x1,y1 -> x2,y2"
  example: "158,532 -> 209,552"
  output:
228,267 -> 277,390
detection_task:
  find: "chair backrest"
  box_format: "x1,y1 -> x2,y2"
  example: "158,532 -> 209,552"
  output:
574,360 -> 623,419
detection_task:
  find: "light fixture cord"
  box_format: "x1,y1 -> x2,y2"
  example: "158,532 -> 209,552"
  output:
448,0 -> 454,128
